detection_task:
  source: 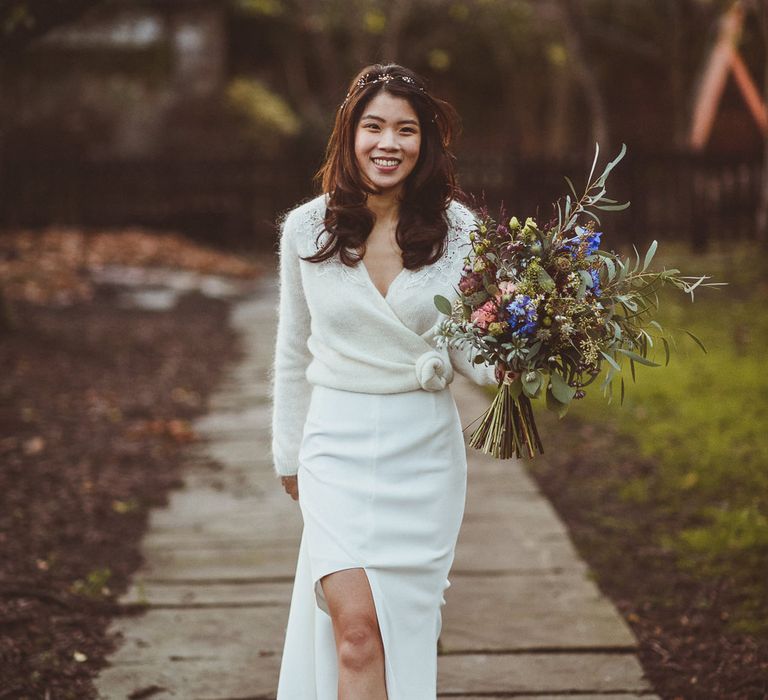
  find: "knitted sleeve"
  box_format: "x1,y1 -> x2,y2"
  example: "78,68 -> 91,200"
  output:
270,207 -> 313,477
444,200 -> 498,388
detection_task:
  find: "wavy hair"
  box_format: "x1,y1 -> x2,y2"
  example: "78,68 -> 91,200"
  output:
304,63 -> 464,269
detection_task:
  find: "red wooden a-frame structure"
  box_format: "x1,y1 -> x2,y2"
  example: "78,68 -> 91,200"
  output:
689,0 -> 767,151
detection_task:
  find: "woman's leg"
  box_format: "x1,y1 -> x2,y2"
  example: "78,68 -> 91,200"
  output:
320,568 -> 388,700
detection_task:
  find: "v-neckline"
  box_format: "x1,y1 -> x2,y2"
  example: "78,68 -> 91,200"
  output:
358,258 -> 407,302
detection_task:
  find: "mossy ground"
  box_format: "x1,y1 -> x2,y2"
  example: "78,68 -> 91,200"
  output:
520,241 -> 768,697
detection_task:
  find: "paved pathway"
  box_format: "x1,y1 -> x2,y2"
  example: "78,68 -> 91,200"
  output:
95,272 -> 659,699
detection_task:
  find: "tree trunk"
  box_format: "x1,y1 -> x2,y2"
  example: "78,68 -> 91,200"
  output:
667,0 -> 689,149
553,0 -> 610,153
380,0 -> 411,62
545,53 -> 572,159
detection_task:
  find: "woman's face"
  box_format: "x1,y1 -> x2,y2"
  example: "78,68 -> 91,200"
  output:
354,90 -> 421,197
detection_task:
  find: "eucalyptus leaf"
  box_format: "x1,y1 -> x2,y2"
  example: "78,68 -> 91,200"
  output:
617,348 -> 660,367
549,371 -> 576,404
434,294 -> 453,315
600,350 -> 621,372
588,142 -> 600,185
527,339 -> 543,357
580,209 -> 602,226
538,267 -> 556,292
595,142 -> 627,187
661,336 -> 670,366
507,377 -> 523,400
643,240 -> 658,272
546,387 -> 570,418
522,371 -> 542,398
564,175 -> 578,200
683,328 -> 708,353
578,269 -> 594,288
595,201 -> 631,211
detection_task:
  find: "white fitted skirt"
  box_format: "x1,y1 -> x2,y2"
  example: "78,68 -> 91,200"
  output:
276,383 -> 468,699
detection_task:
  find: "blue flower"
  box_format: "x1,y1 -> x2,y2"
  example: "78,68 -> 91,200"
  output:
589,268 -> 602,296
563,226 -> 602,257
506,294 -> 539,336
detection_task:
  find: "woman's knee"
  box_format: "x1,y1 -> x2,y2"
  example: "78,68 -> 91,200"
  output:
337,619 -> 383,671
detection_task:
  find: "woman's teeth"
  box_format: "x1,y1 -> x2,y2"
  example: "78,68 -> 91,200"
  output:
372,158 -> 400,167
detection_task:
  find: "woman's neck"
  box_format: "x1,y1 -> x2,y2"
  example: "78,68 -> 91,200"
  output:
366,188 -> 402,224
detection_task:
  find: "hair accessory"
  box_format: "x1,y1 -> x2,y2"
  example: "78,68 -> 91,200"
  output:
342,72 -> 426,107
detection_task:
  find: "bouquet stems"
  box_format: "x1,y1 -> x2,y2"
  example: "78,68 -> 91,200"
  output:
467,382 -> 544,459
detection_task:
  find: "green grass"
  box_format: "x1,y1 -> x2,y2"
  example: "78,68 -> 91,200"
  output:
560,241 -> 768,633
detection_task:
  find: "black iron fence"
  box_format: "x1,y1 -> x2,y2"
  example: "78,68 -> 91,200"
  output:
459,149 -> 762,251
0,148 -> 761,252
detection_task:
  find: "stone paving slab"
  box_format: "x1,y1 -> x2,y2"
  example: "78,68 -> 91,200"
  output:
194,404 -> 271,435
134,543 -> 300,581
437,652 -> 652,694
102,607 -> 287,662
120,580 -> 292,607
438,691 -> 658,700
97,653 -> 651,700
145,486 -> 295,529
97,656 -> 281,700
440,573 -> 636,651
453,517 -> 587,573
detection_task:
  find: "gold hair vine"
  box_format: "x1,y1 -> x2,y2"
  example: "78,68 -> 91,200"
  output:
342,73 -> 425,107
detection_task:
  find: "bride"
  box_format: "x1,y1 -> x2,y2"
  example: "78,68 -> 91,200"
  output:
271,63 -> 517,699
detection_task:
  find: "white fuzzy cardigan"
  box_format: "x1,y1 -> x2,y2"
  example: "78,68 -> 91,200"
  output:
269,193 -> 496,477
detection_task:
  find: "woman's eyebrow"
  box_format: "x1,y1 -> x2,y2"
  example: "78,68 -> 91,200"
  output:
360,114 -> 419,126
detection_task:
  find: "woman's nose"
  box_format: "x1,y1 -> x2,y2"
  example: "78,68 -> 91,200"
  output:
377,128 -> 398,149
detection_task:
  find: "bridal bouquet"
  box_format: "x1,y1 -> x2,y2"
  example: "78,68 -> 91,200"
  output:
434,143 -> 723,459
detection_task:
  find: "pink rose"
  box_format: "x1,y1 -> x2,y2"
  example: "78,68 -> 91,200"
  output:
470,299 -> 498,331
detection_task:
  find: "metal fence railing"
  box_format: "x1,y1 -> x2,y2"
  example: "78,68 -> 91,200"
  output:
0,150 -> 761,251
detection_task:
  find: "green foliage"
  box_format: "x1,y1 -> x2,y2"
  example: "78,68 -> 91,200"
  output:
234,0 -> 285,17
226,77 -> 301,154
573,242 -> 768,633
70,566 -> 112,600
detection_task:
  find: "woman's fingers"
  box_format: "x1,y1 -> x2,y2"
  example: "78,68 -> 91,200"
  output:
281,475 -> 299,501
495,364 -> 520,384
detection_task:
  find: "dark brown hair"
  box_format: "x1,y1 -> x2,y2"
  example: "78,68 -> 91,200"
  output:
303,63 -> 463,269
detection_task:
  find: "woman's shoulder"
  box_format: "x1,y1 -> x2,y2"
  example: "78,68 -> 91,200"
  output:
279,193 -> 329,236
445,198 -> 480,238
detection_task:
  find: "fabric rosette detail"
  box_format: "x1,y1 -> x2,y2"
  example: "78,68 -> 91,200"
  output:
415,349 -> 454,391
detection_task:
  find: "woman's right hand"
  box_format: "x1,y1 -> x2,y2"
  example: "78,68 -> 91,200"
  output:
281,475 -> 299,501
494,364 -> 520,385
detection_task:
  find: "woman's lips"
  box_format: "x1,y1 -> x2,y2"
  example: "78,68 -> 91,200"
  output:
371,157 -> 401,173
